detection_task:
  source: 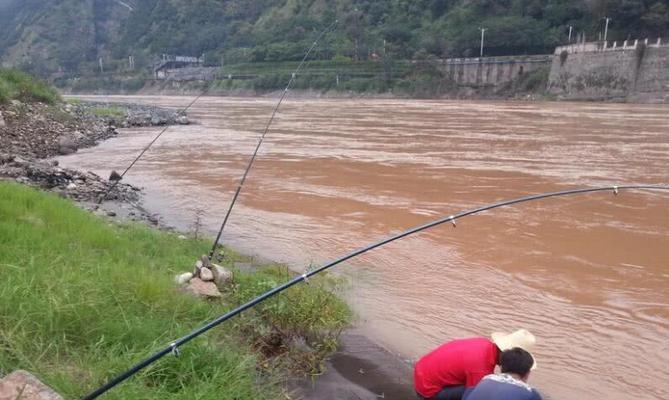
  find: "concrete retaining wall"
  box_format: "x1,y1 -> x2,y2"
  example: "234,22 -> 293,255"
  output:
548,40 -> 669,102
438,55 -> 551,87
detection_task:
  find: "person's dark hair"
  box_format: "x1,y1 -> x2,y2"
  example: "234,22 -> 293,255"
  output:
500,347 -> 534,376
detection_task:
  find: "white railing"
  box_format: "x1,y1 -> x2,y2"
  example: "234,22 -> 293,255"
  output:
555,38 -> 666,55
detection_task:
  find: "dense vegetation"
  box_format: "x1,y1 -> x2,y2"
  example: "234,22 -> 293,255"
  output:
0,0 -> 667,76
0,68 -> 60,104
0,182 -> 350,399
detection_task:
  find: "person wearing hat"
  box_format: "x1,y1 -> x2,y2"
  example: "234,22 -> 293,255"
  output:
464,347 -> 541,400
414,329 -> 536,400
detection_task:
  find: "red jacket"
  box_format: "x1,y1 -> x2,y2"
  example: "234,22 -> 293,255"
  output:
414,337 -> 500,398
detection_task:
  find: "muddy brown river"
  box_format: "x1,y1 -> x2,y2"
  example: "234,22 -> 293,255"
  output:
61,95 -> 668,400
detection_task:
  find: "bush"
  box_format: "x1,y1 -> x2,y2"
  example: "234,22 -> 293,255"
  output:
0,69 -> 61,104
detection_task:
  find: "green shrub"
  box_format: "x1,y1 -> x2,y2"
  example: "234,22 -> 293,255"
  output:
0,69 -> 61,104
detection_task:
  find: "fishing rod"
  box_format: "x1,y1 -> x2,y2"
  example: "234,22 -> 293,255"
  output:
82,184 -> 668,399
208,20 -> 339,260
95,83 -> 213,206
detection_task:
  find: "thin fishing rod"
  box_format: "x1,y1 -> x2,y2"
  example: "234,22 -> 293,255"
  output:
208,20 -> 338,259
82,184 -> 668,399
96,85 -> 212,205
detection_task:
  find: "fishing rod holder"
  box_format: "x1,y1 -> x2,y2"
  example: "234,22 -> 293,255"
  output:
301,273 -> 310,284
449,216 -> 457,227
613,186 -> 619,195
170,342 -> 180,357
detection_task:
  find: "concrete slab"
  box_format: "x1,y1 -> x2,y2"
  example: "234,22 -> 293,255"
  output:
0,370 -> 63,400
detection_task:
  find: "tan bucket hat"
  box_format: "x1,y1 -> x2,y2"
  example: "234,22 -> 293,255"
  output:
491,329 -> 537,369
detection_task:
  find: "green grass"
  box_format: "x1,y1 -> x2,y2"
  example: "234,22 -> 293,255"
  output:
0,69 -> 61,104
0,182 -> 350,399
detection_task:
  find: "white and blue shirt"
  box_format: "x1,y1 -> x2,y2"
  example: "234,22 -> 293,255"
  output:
464,374 -> 542,400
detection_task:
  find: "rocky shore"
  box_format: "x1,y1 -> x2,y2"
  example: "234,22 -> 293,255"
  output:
0,99 -> 188,223
69,100 -> 190,127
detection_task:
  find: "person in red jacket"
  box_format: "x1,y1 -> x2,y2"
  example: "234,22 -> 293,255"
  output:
414,329 -> 536,400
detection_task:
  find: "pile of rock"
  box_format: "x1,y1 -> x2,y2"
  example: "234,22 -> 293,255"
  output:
0,100 -> 120,159
0,155 -> 140,203
176,255 -> 233,299
69,101 -> 190,128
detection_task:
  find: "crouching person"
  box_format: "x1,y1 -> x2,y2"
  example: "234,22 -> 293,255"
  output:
464,347 -> 542,400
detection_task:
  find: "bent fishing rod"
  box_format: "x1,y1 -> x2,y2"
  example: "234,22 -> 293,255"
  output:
208,20 -> 339,260
82,184 -> 668,399
96,81 -> 214,206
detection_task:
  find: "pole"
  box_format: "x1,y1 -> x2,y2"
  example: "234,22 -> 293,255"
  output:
208,20 -> 338,260
568,26 -> 573,43
479,28 -> 486,57
604,18 -> 610,42
81,184 -> 669,400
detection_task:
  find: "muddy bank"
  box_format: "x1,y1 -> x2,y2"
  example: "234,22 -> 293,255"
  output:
291,330 -> 415,400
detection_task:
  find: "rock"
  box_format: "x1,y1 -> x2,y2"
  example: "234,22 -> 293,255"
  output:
200,267 -> 214,282
211,264 -> 233,286
106,211 -> 116,217
176,115 -> 189,125
50,160 -> 59,167
193,260 -> 203,277
183,278 -> 221,298
177,235 -> 187,240
0,112 -> 5,128
66,182 -> 77,190
150,115 -> 167,126
0,370 -> 63,400
57,136 -> 77,155
108,170 -> 122,181
0,154 -> 14,165
200,255 -> 211,269
175,272 -> 194,285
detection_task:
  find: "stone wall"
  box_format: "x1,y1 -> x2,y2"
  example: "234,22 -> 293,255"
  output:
438,55 -> 551,87
548,40 -> 669,102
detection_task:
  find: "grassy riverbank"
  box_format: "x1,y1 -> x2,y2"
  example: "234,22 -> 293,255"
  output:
0,68 -> 60,104
0,182 -> 350,399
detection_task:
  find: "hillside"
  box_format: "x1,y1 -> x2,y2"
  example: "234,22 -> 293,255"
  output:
1,0 -> 667,77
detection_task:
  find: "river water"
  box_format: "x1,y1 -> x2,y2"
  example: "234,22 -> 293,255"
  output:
60,95 -> 669,400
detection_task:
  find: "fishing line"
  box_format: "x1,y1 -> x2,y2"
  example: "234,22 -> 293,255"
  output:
208,20 -> 339,260
95,83 -> 213,206
81,184 -> 669,399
